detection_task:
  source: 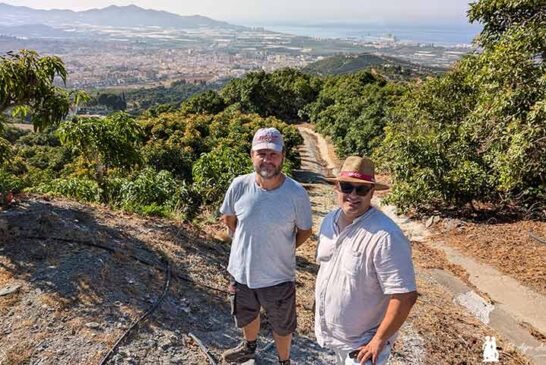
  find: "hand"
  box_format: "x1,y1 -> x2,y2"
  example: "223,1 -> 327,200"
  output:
356,337 -> 387,365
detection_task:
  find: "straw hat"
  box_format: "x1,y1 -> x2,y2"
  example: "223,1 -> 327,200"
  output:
324,156 -> 389,191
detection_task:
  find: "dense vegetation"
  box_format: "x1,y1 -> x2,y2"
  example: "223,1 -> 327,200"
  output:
2,110 -> 301,218
2,0 -> 544,219
379,0 -> 546,215
302,53 -> 444,79
82,79 -> 223,115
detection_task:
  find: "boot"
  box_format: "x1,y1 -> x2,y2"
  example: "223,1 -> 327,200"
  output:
222,340 -> 257,363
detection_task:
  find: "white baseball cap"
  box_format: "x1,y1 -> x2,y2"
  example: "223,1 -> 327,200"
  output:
251,127 -> 284,152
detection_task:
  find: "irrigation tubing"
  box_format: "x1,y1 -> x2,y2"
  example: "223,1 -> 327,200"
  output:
22,235 -> 230,295
99,260 -> 171,365
17,234 -> 230,364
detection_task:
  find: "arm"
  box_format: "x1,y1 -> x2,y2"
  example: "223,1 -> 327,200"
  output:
356,291 -> 418,365
221,214 -> 238,237
295,228 -> 312,248
294,189 -> 313,249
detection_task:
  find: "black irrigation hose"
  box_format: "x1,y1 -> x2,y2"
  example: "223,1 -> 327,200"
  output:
99,260 -> 171,365
188,332 -> 217,365
23,235 -> 159,268
22,235 -> 230,295
17,235 -> 231,364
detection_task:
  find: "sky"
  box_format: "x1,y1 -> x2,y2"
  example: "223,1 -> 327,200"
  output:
1,0 -> 475,24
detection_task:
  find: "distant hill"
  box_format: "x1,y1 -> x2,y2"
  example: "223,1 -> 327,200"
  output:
302,53 -> 446,78
0,24 -> 76,38
0,3 -> 245,30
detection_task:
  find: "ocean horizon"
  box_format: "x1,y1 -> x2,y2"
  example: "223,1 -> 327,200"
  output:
243,22 -> 482,46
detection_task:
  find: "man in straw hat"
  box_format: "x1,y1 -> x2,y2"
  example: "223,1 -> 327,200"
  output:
315,156 -> 417,365
220,127 -> 313,364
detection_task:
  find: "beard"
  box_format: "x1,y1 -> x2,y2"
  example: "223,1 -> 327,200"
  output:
255,162 -> 283,179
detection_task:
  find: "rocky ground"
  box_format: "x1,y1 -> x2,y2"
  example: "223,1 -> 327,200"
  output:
0,196 -> 336,365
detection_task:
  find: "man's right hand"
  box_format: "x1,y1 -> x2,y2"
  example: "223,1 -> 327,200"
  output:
221,214 -> 237,236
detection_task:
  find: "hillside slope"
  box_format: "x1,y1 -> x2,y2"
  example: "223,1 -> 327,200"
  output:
302,53 -> 445,79
0,197 -> 334,364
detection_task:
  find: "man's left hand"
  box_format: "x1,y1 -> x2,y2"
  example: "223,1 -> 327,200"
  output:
356,337 -> 386,365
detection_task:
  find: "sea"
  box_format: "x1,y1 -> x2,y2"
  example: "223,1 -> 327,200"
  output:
243,22 -> 482,46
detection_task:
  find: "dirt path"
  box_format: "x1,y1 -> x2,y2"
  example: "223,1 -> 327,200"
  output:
295,124 -> 540,364
296,124 -> 341,178
6,123 -> 34,131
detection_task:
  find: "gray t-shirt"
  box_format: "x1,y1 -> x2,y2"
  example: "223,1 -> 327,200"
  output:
220,172 -> 313,289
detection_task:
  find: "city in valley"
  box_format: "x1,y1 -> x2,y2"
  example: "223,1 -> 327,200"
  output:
0,3 -> 473,90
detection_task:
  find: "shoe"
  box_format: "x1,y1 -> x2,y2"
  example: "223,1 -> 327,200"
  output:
222,341 -> 257,363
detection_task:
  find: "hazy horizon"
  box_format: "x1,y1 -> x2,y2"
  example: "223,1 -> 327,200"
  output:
1,0 -> 476,25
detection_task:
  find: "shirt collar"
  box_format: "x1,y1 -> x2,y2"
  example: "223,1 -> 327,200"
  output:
333,206 -> 376,234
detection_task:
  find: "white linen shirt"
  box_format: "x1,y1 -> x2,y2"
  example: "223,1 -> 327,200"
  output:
314,207 -> 417,351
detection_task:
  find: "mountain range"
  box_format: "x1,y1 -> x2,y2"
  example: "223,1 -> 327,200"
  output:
0,3 -> 245,30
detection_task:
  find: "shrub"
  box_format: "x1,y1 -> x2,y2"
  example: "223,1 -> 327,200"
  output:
0,137 -> 11,164
101,176 -> 129,205
304,72 -> 399,158
192,146 -> 253,205
0,169 -> 24,193
2,126 -> 30,143
168,182 -> 202,220
180,90 -> 226,115
119,168 -> 178,213
0,170 -> 23,205
141,140 -> 193,180
15,127 -> 60,147
37,177 -> 101,202
57,112 -> 143,175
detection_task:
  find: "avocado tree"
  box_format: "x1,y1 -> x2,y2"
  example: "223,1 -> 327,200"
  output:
380,0 -> 546,215
57,112 -> 144,180
1,50 -> 71,130
0,50 -> 89,162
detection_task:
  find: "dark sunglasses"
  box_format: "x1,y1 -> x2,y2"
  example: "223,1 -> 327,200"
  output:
337,182 -> 372,196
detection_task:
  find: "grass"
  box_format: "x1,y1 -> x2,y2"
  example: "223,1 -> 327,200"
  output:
39,292 -> 74,312
1,343 -> 33,365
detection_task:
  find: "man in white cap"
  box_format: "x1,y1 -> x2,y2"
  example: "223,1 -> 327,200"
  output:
315,156 -> 417,365
220,127 -> 313,364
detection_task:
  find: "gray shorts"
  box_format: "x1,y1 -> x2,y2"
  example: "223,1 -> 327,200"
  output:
230,280 -> 297,336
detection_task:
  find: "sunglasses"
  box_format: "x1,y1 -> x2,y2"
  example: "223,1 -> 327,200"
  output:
337,182 -> 373,196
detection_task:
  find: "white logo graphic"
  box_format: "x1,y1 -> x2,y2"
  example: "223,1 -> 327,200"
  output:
483,336 -> 499,362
